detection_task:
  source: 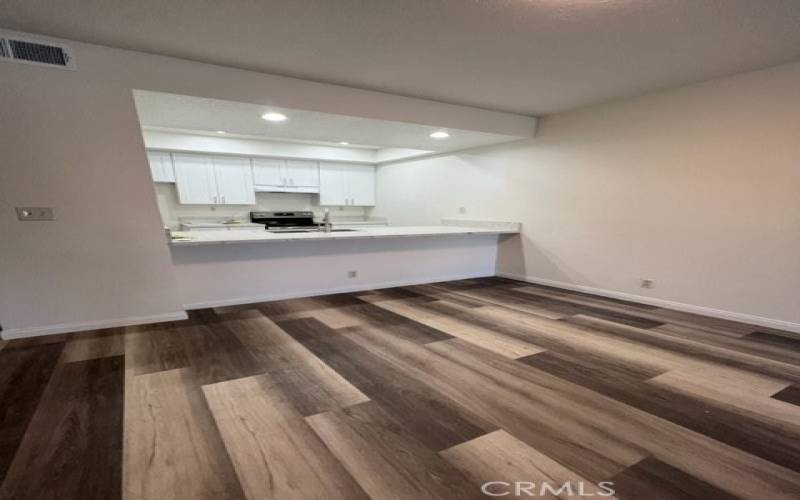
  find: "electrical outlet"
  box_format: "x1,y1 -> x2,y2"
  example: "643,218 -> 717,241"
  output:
348,270 -> 358,278
640,279 -> 654,289
459,207 -> 467,214
16,207 -> 56,221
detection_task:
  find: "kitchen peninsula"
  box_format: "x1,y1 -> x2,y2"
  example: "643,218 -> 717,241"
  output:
169,221 -> 520,309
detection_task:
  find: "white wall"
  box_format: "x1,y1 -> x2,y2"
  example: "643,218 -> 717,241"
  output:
373,62 -> 800,330
0,31 -> 532,338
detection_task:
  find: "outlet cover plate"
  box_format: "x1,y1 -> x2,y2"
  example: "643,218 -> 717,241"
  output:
16,207 -> 56,221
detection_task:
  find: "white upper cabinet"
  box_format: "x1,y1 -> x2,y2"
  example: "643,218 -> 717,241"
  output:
173,153 -> 254,205
285,160 -> 319,188
252,158 -> 285,187
147,150 -> 175,183
213,156 -> 255,205
319,163 -> 375,206
252,158 -> 319,193
173,154 -> 217,204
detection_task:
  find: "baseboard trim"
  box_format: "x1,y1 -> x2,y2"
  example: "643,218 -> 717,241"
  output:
0,311 -> 189,340
496,272 -> 800,334
184,272 -> 493,310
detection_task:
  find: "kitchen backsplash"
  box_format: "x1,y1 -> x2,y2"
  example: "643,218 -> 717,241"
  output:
155,184 -> 368,229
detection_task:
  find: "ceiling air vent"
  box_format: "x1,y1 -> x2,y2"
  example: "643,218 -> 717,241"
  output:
0,32 -> 76,70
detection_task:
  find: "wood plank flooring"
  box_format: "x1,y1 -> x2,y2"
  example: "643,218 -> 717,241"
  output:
1,277 -> 799,499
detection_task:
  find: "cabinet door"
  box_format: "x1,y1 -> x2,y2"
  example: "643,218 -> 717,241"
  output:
147,150 -> 175,183
347,164 -> 376,206
173,154 -> 217,204
213,156 -> 255,205
285,159 -> 319,187
252,158 -> 286,187
318,162 -> 350,206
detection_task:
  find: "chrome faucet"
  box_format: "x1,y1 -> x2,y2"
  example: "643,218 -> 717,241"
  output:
322,209 -> 332,232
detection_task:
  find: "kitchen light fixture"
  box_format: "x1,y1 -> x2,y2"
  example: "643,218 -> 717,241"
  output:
262,112 -> 288,122
429,130 -> 450,139
339,141 -> 350,145
216,130 -> 226,134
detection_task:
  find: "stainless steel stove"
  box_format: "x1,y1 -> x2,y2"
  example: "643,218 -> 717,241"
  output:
250,211 -> 319,232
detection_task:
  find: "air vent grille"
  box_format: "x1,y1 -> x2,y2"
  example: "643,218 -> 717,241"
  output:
0,32 -> 76,70
9,39 -> 69,66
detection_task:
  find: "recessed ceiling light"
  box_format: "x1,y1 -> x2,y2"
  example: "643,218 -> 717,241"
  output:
261,112 -> 288,122
216,130 -> 226,134
429,130 -> 450,139
339,141 -> 350,145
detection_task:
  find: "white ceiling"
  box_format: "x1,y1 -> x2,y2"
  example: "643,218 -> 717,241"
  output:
133,90 -> 523,154
4,1 -> 800,115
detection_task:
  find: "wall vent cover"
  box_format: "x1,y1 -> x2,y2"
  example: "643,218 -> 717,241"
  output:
0,31 -> 76,70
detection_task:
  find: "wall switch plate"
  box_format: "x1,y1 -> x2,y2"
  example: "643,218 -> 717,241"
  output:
640,279 -> 654,289
459,207 -> 467,214
16,207 -> 56,221
347,270 -> 358,278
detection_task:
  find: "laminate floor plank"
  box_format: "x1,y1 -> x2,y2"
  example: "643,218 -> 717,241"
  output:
746,331 -> 800,351
430,339 -> 800,499
520,349 -> 800,472
440,430 -> 614,499
125,368 -> 245,500
566,315 -> 800,384
609,457 -> 739,500
772,385 -> 800,407
0,356 -> 124,500
60,332 -> 126,363
372,298 -> 546,358
648,367 -> 799,428
652,323 -> 800,366
0,342 -> 63,484
344,328 -> 648,481
277,317 -> 496,451
306,401 -> 485,500
202,374 -> 369,500
224,310 -> 369,416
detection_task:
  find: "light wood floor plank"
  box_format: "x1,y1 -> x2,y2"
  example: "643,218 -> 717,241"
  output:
441,430 -> 616,499
202,374 -> 369,500
124,368 -> 245,500
372,298 -> 546,358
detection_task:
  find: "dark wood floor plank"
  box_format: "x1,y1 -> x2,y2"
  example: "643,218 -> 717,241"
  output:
747,331 -> 800,351
653,323 -> 800,367
0,342 -> 63,484
609,457 -> 740,500
222,309 -> 369,416
307,401 -> 485,500
772,385 -> 800,407
520,349 -> 800,472
0,356 -> 124,500
276,317 -> 496,451
565,315 -> 800,384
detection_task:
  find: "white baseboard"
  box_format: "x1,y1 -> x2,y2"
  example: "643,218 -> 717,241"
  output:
496,272 -> 800,334
184,271 -> 493,310
0,311 -> 189,340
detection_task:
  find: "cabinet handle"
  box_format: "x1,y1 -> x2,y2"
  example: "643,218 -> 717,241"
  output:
283,177 -> 287,186
213,195 -> 218,204
222,195 -> 226,204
